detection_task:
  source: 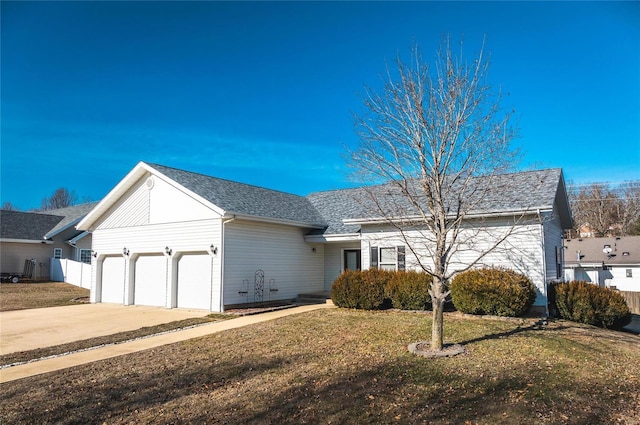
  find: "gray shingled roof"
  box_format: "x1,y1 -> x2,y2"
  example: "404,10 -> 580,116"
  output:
148,164 -> 327,227
0,210 -> 64,241
44,202 -> 99,238
307,169 -> 570,236
564,236 -> 640,266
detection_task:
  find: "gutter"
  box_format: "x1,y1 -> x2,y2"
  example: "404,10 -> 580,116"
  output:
342,207 -> 553,226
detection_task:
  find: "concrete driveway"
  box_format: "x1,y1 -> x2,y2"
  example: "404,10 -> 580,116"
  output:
0,304 -> 210,355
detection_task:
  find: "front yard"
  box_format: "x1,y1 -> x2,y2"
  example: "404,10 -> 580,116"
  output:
1,309 -> 639,424
0,282 -> 89,311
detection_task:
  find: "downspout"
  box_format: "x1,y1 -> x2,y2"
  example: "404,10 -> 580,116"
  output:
537,209 -> 550,317
219,215 -> 236,312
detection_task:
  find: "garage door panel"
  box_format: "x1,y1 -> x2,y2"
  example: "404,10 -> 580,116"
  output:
101,256 -> 125,304
134,255 -> 167,307
177,254 -> 212,310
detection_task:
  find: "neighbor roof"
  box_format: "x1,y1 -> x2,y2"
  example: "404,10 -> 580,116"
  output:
43,202 -> 99,239
307,168 -> 572,236
0,210 -> 64,241
564,236 -> 640,266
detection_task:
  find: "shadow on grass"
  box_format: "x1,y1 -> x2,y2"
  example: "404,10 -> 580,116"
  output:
458,322 -> 572,346
1,336 -> 629,425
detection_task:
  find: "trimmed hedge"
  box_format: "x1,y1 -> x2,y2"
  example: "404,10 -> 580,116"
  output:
450,267 -> 536,317
385,270 -> 433,310
330,269 -> 391,310
554,280 -> 631,330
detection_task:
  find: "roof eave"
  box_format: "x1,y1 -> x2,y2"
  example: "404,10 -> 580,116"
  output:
343,207 -> 551,226
0,238 -> 54,245
227,213 -> 326,230
304,233 -> 362,243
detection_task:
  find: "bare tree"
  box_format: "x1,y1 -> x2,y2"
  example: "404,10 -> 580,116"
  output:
1,201 -> 18,211
40,187 -> 77,211
349,38 -> 519,351
569,181 -> 640,237
619,181 -> 640,235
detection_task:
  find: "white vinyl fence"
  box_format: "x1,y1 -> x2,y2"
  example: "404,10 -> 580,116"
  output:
50,258 -> 91,289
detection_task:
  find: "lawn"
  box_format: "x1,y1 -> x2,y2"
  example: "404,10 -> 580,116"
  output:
0,282 -> 90,311
1,309 -> 639,424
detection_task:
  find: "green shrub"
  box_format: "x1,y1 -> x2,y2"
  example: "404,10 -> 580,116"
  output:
385,270 -> 433,310
555,281 -> 631,330
450,267 -> 536,317
330,269 -> 391,310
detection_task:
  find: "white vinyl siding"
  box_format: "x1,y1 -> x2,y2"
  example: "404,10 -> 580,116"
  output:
95,173 -> 215,230
223,220 -> 324,306
133,255 -> 168,307
360,215 -> 548,306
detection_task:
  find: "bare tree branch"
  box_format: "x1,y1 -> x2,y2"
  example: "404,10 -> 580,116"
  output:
349,37 -> 520,351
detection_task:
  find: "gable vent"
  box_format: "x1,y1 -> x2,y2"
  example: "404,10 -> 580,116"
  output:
146,177 -> 155,190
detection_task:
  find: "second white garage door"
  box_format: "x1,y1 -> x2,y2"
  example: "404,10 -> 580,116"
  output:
134,255 -> 168,307
177,253 -> 212,310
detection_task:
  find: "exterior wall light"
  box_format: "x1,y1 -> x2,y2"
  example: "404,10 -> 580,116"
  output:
210,244 -> 218,255
123,247 -> 130,257
165,246 -> 172,256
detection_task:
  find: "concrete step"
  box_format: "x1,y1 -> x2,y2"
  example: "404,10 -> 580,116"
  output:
294,292 -> 332,305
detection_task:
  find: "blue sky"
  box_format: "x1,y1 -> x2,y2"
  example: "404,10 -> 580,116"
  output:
1,1 -> 638,210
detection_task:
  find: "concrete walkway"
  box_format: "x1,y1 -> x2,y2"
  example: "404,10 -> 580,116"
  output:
0,303 -> 334,383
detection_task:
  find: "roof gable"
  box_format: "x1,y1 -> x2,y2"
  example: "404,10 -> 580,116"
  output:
78,162 -> 327,230
148,164 -> 326,227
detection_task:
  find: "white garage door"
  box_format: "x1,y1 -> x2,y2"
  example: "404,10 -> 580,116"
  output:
101,256 -> 125,304
177,253 -> 212,310
134,255 -> 167,307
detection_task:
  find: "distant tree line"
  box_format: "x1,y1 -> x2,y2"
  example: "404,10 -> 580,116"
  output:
2,187 -> 82,212
568,180 -> 640,237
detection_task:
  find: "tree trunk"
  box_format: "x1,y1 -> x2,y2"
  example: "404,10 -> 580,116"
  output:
431,295 -> 445,350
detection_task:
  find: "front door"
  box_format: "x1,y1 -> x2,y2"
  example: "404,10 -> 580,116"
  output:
343,249 -> 361,271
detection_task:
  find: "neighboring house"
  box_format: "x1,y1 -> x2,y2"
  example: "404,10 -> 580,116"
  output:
0,203 -> 96,281
77,162 -> 572,313
563,236 -> 640,292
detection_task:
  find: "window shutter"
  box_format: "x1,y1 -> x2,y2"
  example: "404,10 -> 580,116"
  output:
370,246 -> 378,269
397,246 -> 405,271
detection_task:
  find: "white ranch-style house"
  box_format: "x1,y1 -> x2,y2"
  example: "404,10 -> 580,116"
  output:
77,162 -> 572,313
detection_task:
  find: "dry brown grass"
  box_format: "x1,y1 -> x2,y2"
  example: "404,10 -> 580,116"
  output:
0,282 -> 89,311
1,309 -> 639,424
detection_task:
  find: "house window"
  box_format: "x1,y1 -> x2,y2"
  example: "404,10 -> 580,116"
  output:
53,248 -> 62,259
80,249 -> 92,264
343,249 -> 361,271
627,269 -> 633,278
379,248 -> 397,271
370,246 -> 406,271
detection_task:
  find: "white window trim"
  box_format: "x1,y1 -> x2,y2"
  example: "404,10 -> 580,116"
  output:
379,247 -> 397,271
